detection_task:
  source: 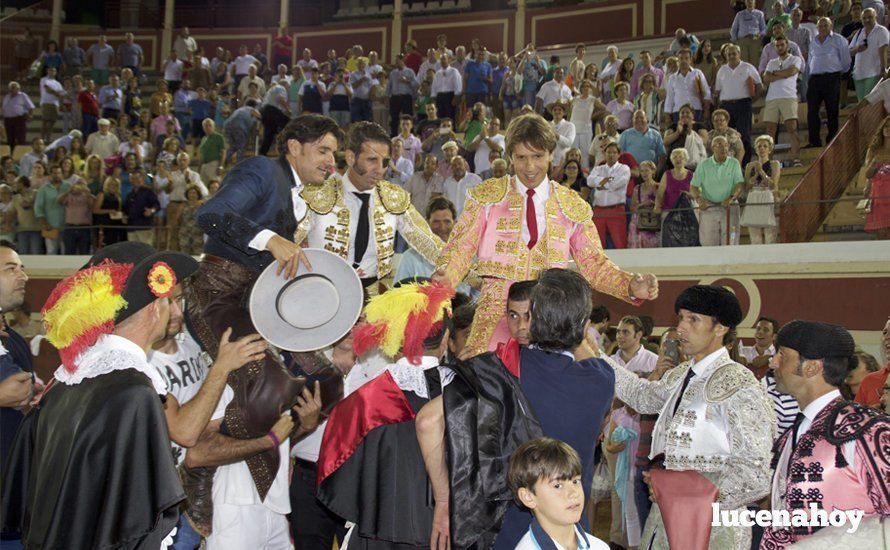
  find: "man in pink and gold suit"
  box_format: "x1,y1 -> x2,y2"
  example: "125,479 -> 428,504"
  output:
433,113 -> 658,356
762,320 -> 890,549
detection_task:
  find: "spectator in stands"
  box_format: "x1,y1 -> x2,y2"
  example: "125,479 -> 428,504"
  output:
570,80 -> 601,170
589,114 -> 620,167
387,54 -> 419,137
732,0 -> 768,64
604,81 -> 633,131
464,47 -> 493,109
296,48 -> 318,74
58,181 -> 93,255
152,108 -> 181,151
864,115 -> 890,239
170,79 -> 193,139
404,153 -> 444,214
567,44 -> 587,92
715,43 -> 762,160
39,67 -> 64,143
847,351 -> 880,399
559,159 -> 588,199
85,118 -> 120,160
854,316 -> 890,406
197,119 -> 224,183
518,44 -> 546,108
741,135 -> 780,244
163,50 -> 185,94
231,45 -> 258,88
86,36 -> 114,86
251,43 -> 268,76
222,105 -> 259,165
619,109 -> 667,167
763,35 -> 804,167
270,64 -> 291,87
383,137 -> 414,187
0,185 -> 14,244
600,45 -> 623,103
92,176 -> 126,247
177,184 -> 205,255
437,138 -> 460,180
98,74 -> 123,123
708,108 -> 746,163
468,117 -> 504,177
78,78 -> 100,138
62,37 -> 85,78
149,80 -> 172,119
432,53 -> 463,123
535,66 -> 572,117
442,156 -> 481,218
588,142 -> 630,248
258,81 -> 290,156
174,27 -> 198,62
116,33 -> 143,78
325,69 -> 351,127
348,57 -> 374,123
423,117 -> 457,164
663,103 -> 709,169
628,160 -> 662,248
397,115 -> 422,166
850,7 -> 890,100
35,164 -> 69,254
862,0 -> 886,22
238,64 -> 266,103
629,50 -> 664,99
123,168 -> 159,245
807,17 -> 852,147
418,49 -> 441,82
691,135 -> 744,246
28,161 -> 48,190
655,147 -> 693,213
402,39 -> 422,75
664,49 -> 712,122
295,67 -> 325,115
3,82 -> 35,153
187,87 -> 212,142
11,176 -> 41,254
417,102 -> 440,141
18,139 -> 47,181
270,28 -> 292,72
759,20 -> 804,73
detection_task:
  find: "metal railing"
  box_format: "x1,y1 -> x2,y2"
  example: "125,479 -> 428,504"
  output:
779,101 -> 884,243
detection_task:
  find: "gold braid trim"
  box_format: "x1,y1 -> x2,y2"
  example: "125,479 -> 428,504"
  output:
376,179 -> 411,214
437,196 -> 484,287
572,220 -> 635,303
300,178 -> 339,215
552,181 -> 593,223
294,215 -> 311,246
401,203 -> 445,266
468,175 -> 510,204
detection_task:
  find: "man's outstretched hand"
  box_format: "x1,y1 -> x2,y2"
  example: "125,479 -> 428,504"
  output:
630,273 -> 659,301
267,234 -> 312,279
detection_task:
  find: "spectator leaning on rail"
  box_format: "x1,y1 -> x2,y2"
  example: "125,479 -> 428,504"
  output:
689,135 -> 744,246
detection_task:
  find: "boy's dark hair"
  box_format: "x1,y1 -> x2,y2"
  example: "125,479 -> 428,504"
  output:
590,305 -> 610,324
399,114 -> 414,123
530,269 -> 592,352
508,437 -> 581,502
438,117 -> 453,127
639,315 -> 654,337
507,280 -> 537,303
451,304 -> 476,335
344,121 -> 391,157
276,114 -> 344,157
426,196 -> 456,220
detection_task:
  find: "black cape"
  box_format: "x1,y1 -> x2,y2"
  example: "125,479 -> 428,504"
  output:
443,352 -> 544,549
1,369 -> 184,549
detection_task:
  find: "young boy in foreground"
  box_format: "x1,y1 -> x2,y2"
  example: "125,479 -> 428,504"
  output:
508,437 -> 610,550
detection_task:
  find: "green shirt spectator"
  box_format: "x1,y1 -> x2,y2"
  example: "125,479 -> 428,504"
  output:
691,155 -> 743,203
35,179 -> 71,229
199,131 -> 226,163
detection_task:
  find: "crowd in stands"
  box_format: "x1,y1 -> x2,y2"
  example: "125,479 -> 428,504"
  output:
3,1 -> 890,257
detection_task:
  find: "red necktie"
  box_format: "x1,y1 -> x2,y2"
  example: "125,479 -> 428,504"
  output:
526,188 -> 538,249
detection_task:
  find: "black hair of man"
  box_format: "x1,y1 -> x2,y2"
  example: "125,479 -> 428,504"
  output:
275,113 -> 344,158
529,269 -> 592,352
508,280 -> 537,303
590,305 -> 610,324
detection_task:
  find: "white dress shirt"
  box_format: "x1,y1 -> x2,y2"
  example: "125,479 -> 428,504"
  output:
850,24 -> 890,80
664,67 -> 712,112
552,118 -> 577,165
738,343 -> 775,364
535,80 -> 572,108
444,172 -> 483,218
511,176 -> 549,246
611,346 -> 658,375
431,66 -> 463,96
247,162 -> 307,251
472,133 -> 505,175
39,77 -> 64,106
587,162 -> 631,206
715,61 -> 762,101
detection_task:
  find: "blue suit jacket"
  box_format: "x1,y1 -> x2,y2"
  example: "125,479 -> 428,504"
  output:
196,156 -> 297,272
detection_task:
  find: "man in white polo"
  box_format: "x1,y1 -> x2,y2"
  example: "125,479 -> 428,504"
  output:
715,43 -> 762,161
763,35 -> 804,167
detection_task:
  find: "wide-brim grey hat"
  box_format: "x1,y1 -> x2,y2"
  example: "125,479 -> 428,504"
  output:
249,248 -> 363,351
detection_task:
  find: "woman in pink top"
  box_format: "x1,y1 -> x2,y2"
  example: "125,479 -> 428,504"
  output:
58,180 -> 94,254
606,82 -> 635,130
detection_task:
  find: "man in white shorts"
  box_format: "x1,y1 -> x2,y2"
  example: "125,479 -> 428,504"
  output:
762,35 -> 804,167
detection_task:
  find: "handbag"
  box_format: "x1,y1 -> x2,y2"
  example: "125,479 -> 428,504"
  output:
683,130 -> 708,168
589,459 -> 612,503
857,198 -> 872,214
636,185 -> 661,231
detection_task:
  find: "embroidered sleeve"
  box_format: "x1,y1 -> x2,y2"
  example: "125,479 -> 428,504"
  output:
569,220 -> 637,304
294,213 -> 311,246
436,196 -> 486,288
718,385 -> 776,509
398,204 -> 445,266
856,427 -> 890,515
608,356 -> 685,415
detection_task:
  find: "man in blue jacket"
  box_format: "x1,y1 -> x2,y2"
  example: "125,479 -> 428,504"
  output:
183,114 -> 344,535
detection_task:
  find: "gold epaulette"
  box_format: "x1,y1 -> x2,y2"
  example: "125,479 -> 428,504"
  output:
552,181 -> 593,223
300,177 -> 339,215
376,180 -> 410,215
468,176 -> 509,204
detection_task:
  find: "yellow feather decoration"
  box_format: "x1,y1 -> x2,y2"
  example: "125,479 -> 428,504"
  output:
363,284 -> 430,358
43,269 -> 128,349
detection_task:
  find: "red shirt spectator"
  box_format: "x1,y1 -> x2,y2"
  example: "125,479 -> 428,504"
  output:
273,31 -> 293,67
78,89 -> 99,117
618,151 -> 639,200
405,42 -> 423,76
855,362 -> 890,407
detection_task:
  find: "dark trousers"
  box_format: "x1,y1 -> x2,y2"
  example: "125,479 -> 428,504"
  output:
289,459 -> 347,550
81,113 -> 98,138
101,108 -> 121,121
436,92 -> 455,122
63,226 -> 91,255
259,105 -> 290,156
722,98 -> 753,163
3,116 -> 27,151
807,72 -> 841,146
633,466 -> 652,529
350,97 -> 372,123
390,94 -> 414,136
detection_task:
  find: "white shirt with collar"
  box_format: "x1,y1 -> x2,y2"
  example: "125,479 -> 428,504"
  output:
431,66 -> 463,96
341,173 -> 380,277
739,342 -> 775,364
664,67 -> 712,112
535,80 -> 572,109
443,171 -> 482,218
515,527 -> 609,550
771,389 -> 856,511
552,118 -> 577,166
587,161 -> 630,207
611,345 -> 658,375
247,162 -> 308,252
715,60 -> 762,101
511,176 -> 550,246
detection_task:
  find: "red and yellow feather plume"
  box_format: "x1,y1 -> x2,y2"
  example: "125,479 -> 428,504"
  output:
352,282 -> 455,364
41,261 -> 133,372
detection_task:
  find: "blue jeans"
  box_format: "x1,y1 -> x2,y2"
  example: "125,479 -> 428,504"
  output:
16,231 -> 43,254
633,466 -> 652,528
171,512 -> 201,550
